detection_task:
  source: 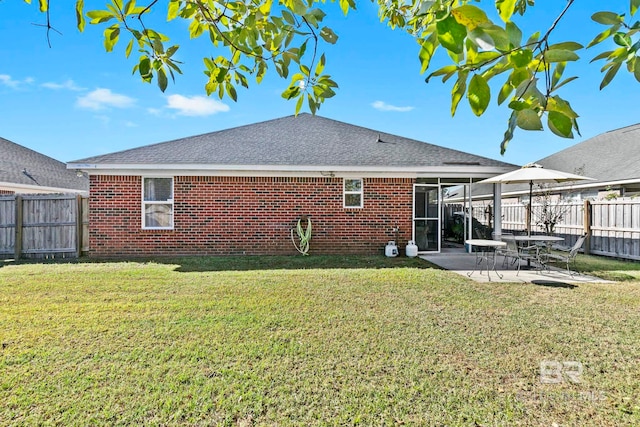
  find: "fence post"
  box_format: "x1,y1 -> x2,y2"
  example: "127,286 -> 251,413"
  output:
583,199 -> 591,255
14,195 -> 23,260
76,194 -> 83,258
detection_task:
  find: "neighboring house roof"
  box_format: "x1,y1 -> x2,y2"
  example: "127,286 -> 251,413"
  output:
539,122 -> 640,185
466,122 -> 640,199
69,113 -> 516,177
1,137 -> 89,194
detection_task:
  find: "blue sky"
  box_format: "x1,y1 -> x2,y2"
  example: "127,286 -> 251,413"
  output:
1,1 -> 637,165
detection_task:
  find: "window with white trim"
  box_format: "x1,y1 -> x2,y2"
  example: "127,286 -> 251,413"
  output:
343,178 -> 363,208
142,177 -> 174,229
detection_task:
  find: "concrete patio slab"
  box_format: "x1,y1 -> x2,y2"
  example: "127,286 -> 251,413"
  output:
421,252 -> 609,284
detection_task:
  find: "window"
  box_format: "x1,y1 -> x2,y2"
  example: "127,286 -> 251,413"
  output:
142,177 -> 174,229
344,178 -> 363,208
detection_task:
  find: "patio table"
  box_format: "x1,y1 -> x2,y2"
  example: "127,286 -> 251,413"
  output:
465,239 -> 507,281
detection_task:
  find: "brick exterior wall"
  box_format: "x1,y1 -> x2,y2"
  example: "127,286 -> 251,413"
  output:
89,175 -> 414,257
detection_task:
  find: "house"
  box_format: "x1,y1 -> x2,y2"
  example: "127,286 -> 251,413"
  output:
463,122 -> 640,202
1,137 -> 89,195
67,114 -> 516,257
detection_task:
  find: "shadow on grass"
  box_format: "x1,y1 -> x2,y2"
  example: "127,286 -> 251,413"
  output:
531,280 -> 578,289
169,255 -> 439,272
4,255 -> 440,273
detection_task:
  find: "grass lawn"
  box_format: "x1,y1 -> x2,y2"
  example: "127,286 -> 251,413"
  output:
1,255 -> 639,426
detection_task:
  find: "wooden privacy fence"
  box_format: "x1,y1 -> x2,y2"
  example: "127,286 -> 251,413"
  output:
464,198 -> 640,261
0,194 -> 88,259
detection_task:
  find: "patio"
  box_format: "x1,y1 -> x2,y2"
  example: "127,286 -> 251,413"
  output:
421,248 -> 608,284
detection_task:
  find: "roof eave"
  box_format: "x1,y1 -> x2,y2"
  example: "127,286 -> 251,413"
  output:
0,181 -> 88,195
67,163 -> 515,178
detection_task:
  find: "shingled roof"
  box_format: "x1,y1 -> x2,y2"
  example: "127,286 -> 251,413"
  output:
468,122 -> 640,198
538,122 -> 640,183
69,114 -> 515,173
1,137 -> 88,194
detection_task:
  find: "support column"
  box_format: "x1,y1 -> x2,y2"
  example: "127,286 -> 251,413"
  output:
493,183 -> 502,239
467,180 -> 473,253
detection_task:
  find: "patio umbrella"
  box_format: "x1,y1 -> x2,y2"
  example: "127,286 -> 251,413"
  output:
478,163 -> 595,235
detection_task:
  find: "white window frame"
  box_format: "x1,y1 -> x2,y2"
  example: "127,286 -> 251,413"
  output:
142,177 -> 174,230
343,178 -> 363,208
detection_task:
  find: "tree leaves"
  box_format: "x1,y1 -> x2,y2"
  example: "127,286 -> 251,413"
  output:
589,7 -> 640,91
495,0 -> 517,23
544,49 -> 579,63
467,74 -> 490,116
75,0 -> 85,32
516,109 -> 543,131
58,0 -> 639,153
103,24 -> 120,52
591,11 -> 624,25
436,15 -> 467,55
419,32 -> 439,74
548,111 -> 573,137
451,5 -> 490,30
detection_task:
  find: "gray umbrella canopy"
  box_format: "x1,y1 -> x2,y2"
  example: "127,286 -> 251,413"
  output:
478,163 -> 595,235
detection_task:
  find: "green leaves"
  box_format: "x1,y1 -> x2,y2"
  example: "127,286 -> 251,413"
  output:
589,8 -> 640,90
544,49 -> 579,63
87,9 -> 115,24
281,55 -> 338,115
515,109 -> 542,131
591,11 -> 624,25
103,24 -> 120,52
419,32 -> 439,74
167,0 -> 180,21
496,0 -> 517,23
57,0 -> 640,154
436,15 -> 467,55
467,74 -> 490,116
320,27 -> 338,44
451,5 -> 490,30
407,0 -> 587,148
76,0 -> 86,32
548,111 -> 573,137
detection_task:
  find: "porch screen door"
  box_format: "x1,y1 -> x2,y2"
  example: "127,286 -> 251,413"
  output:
413,184 -> 440,252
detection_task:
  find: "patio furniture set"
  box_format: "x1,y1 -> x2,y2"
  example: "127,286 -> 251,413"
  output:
466,233 -> 587,281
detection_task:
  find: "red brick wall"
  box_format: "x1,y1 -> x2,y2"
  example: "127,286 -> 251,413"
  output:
89,175 -> 414,257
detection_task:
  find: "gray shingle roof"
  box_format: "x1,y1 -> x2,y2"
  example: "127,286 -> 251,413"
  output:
1,137 -> 89,192
538,123 -> 640,182
70,114 -> 515,169
469,122 -> 640,198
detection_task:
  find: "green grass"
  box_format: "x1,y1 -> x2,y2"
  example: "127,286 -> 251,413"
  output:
571,253 -> 640,281
1,256 -> 639,426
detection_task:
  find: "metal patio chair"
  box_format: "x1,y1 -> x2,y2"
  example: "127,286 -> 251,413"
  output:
542,234 -> 587,276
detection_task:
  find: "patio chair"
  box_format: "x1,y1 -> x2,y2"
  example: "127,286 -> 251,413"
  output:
492,231 -> 511,260
543,234 -> 587,276
501,234 -> 537,275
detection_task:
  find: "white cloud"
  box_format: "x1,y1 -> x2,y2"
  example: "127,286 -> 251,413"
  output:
371,100 -> 414,112
166,94 -> 229,116
77,88 -> 136,110
0,74 -> 28,89
42,79 -> 85,91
